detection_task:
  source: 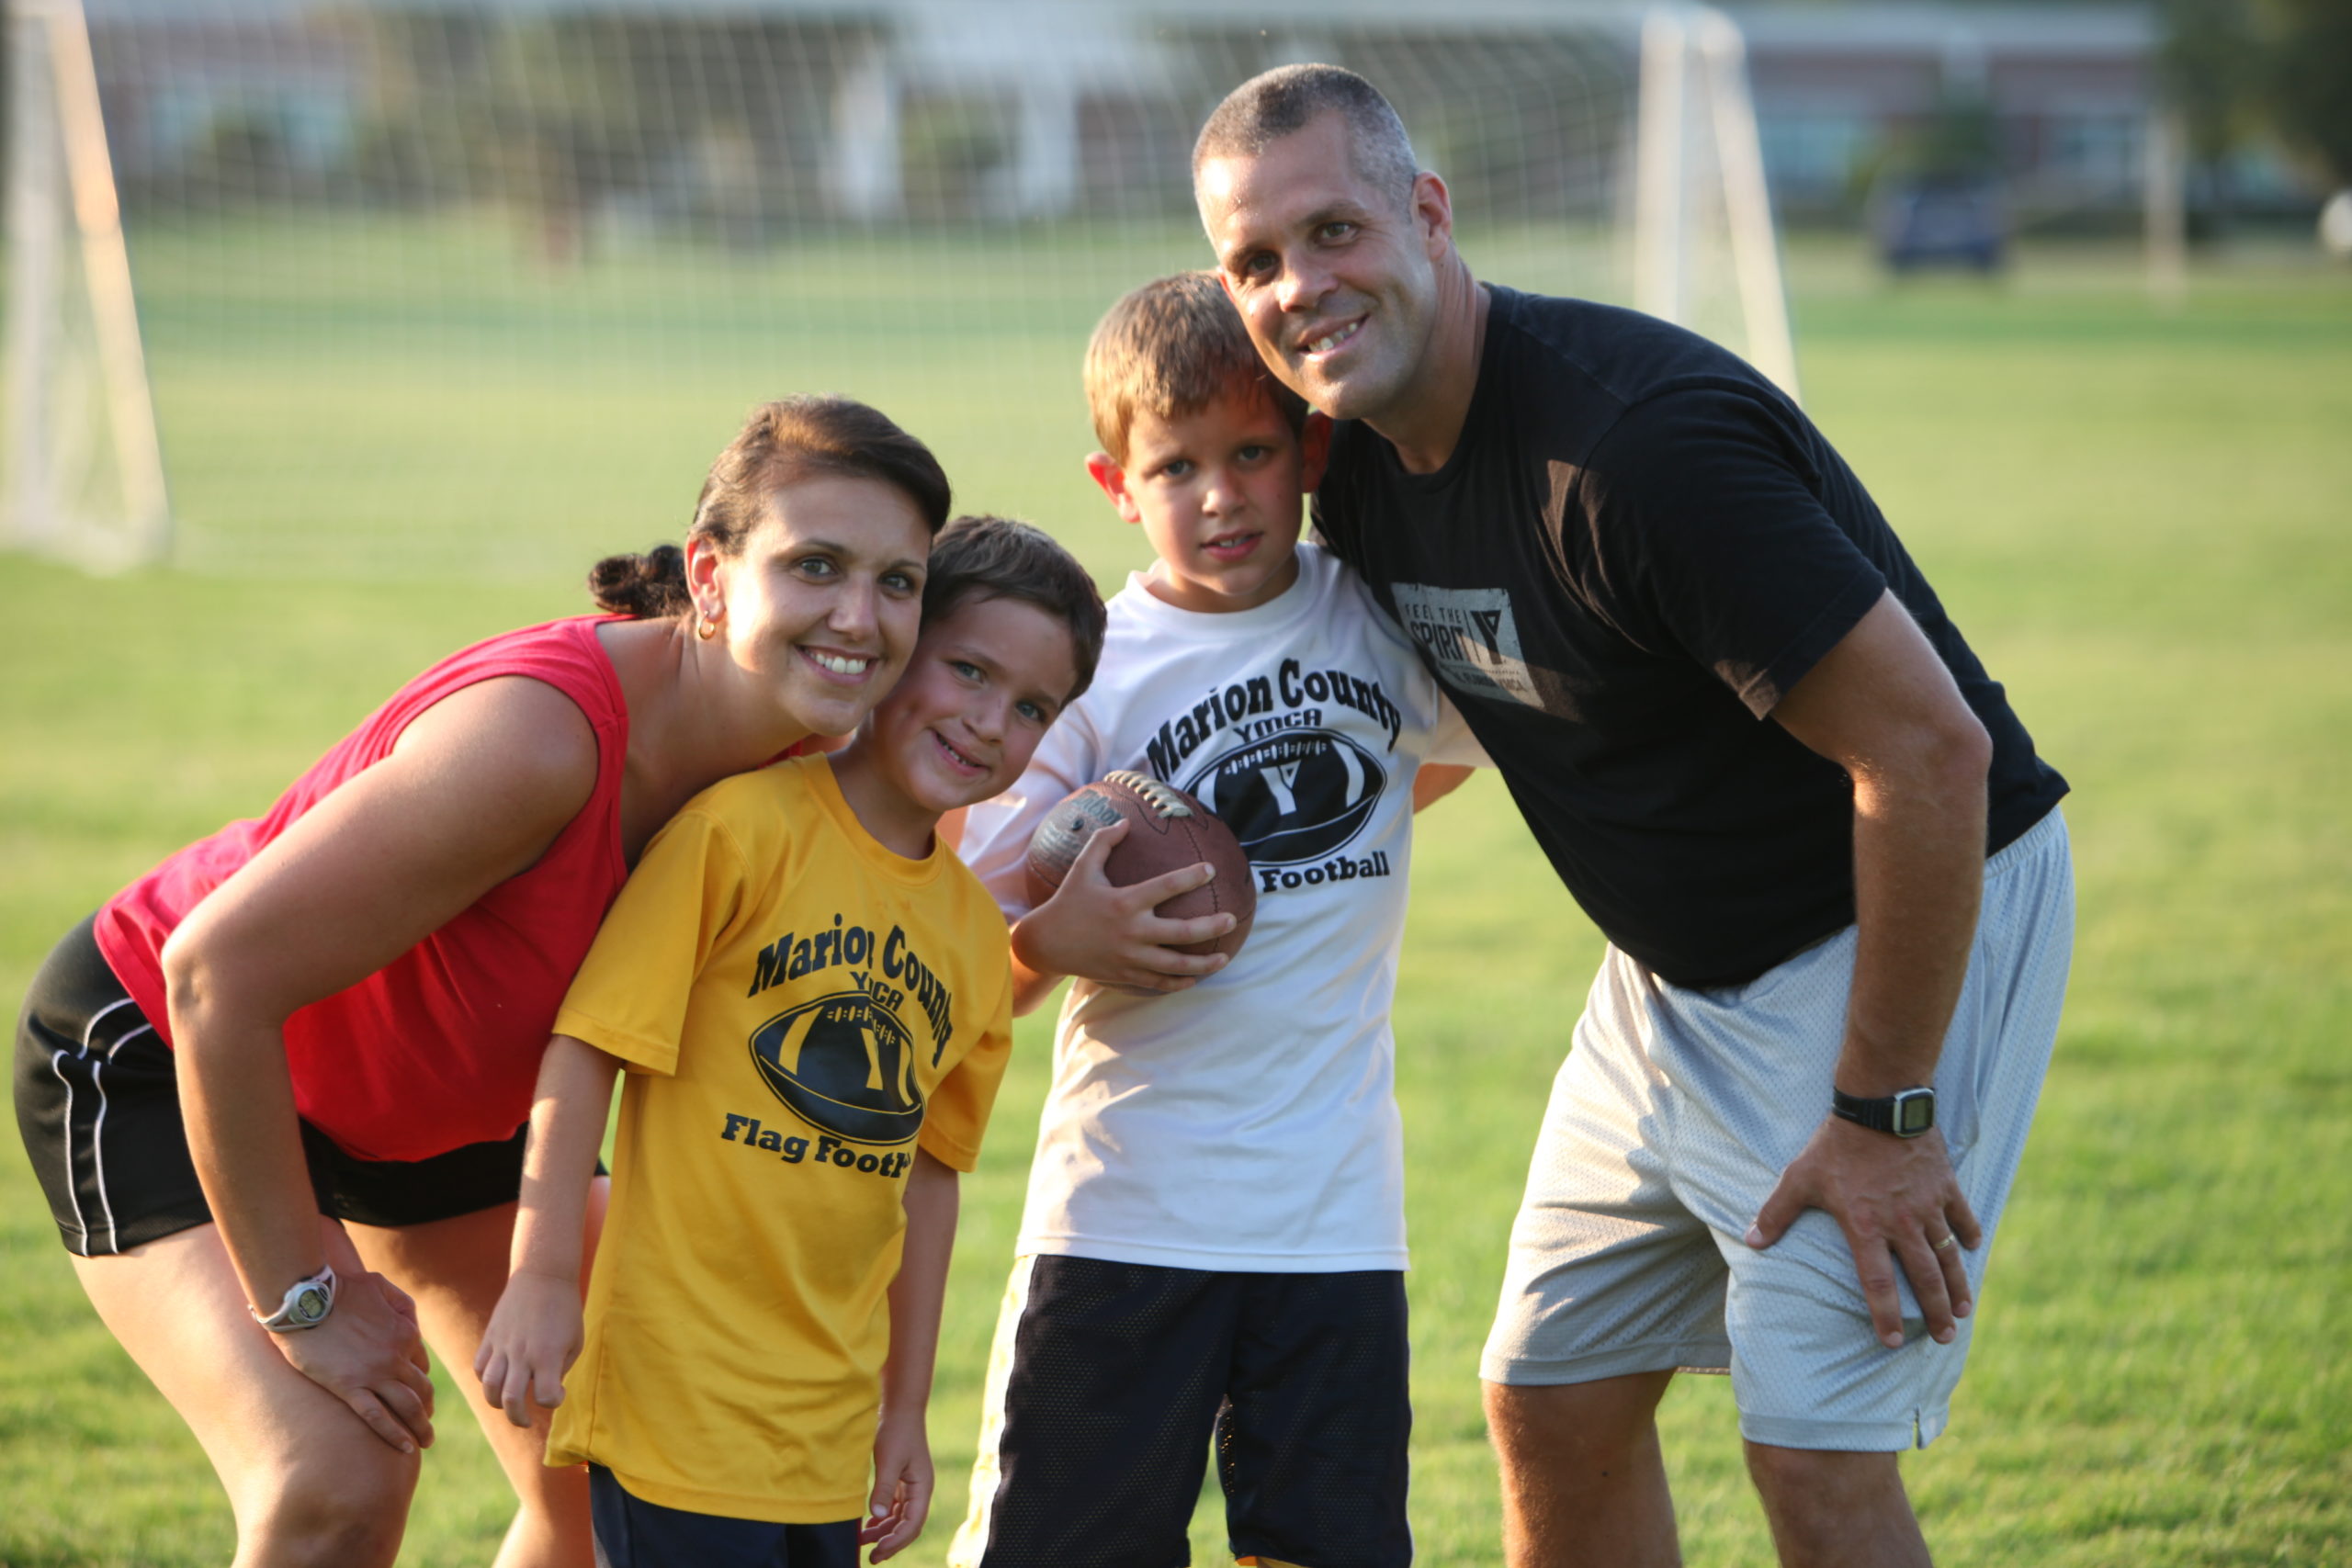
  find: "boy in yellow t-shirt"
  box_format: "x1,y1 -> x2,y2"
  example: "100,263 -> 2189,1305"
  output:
474,516 -> 1105,1566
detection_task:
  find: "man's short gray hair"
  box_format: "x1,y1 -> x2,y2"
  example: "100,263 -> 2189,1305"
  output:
1193,64 -> 1419,209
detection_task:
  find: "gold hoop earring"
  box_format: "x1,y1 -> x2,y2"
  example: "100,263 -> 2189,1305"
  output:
695,608 -> 719,641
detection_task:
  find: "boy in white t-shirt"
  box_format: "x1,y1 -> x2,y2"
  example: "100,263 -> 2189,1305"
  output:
947,273 -> 1483,1568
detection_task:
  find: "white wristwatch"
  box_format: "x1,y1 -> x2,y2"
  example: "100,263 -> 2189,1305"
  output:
252,1264 -> 338,1332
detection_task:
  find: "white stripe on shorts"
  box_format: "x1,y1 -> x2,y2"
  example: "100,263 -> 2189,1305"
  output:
49,1050 -> 90,1252
79,995 -> 133,1053
84,1017 -> 151,1255
89,1055 -> 119,1255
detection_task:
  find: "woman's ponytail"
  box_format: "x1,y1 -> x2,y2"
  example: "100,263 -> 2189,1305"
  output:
585,542 -> 691,617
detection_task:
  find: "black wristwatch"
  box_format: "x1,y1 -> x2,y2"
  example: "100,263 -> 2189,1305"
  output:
1831,1085 -> 1937,1138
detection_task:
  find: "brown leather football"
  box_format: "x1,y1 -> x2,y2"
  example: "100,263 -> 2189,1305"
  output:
1023,771 -> 1257,959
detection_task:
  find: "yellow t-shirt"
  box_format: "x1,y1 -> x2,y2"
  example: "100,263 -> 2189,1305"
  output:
544,756 -> 1013,1523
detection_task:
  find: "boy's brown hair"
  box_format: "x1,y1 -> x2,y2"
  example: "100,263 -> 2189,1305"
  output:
922,514 -> 1108,702
1083,271 -> 1309,467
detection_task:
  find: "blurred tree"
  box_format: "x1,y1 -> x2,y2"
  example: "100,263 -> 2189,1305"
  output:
475,17 -> 643,265
2158,0 -> 2258,166
183,110 -> 301,208
1908,91 -> 2003,178
349,11 -> 876,262
2160,0 -> 2352,198
2258,0 -> 2352,186
2157,0 -> 2260,227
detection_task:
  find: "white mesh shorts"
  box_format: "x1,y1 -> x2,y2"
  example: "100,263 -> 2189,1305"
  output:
1480,808 -> 2072,1451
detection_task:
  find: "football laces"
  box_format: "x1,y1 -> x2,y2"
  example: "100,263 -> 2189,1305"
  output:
1105,770 -> 1193,818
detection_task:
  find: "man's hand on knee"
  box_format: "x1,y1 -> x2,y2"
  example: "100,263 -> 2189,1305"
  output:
1745,1118 -> 1980,1348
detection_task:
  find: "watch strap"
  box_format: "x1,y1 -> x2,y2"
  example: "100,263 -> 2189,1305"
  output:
1831,1085 -> 1936,1138
253,1264 -> 338,1332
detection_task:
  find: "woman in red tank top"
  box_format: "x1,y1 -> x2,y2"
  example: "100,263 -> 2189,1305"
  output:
11,397 -> 952,1567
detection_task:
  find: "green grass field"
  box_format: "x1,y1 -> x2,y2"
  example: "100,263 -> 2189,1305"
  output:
3,231 -> 2348,1565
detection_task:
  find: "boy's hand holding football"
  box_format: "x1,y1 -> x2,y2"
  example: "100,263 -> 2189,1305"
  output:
472,1267 -> 582,1430
1010,818 -> 1236,1003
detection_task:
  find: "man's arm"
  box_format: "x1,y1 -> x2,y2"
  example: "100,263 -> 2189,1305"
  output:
1746,591 -> 1993,1350
1413,762 -> 1476,812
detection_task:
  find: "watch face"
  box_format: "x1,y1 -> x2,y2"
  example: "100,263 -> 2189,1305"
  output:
293,1285 -> 330,1324
1896,1094 -> 1936,1135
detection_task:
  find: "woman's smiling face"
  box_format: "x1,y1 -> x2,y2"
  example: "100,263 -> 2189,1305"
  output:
693,473 -> 935,738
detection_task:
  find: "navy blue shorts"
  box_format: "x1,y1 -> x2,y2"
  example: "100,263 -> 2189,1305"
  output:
12,915 -> 576,1256
956,1255 -> 1413,1568
588,1465 -> 860,1568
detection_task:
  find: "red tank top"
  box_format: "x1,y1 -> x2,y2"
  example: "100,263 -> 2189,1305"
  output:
95,617 -> 632,1163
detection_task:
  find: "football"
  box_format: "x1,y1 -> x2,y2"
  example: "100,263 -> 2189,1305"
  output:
1024,771 -> 1257,960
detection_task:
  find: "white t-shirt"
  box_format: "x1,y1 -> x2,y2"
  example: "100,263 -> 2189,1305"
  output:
959,544 -> 1485,1272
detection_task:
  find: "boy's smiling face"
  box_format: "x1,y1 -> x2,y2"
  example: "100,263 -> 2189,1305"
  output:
1088,385 -> 1331,615
851,592 -> 1080,834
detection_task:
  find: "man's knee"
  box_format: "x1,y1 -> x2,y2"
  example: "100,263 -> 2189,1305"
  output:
1487,1377 -> 1681,1568
1743,1440 -> 1903,1509
1744,1442 -> 1928,1566
1486,1372 -> 1672,1469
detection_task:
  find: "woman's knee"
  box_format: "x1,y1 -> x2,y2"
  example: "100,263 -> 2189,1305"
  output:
241,1442 -> 418,1568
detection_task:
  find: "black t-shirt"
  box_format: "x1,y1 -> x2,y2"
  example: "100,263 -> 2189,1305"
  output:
1313,286 -> 2067,988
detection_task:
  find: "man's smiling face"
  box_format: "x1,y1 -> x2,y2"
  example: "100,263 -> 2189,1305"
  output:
1196,109 -> 1447,426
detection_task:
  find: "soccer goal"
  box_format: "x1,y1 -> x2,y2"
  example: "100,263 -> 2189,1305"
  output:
6,0 -> 171,572
3,0 -> 1794,578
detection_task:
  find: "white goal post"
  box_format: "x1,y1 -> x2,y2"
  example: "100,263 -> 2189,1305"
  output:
1634,5 -> 1800,401
5,0 -> 172,571
3,0 -> 1793,577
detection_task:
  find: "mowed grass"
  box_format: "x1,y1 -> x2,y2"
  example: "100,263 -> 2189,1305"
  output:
3,230 -> 2348,1565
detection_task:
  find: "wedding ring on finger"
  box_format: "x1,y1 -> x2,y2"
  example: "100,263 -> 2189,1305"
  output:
1932,1232 -> 1959,1252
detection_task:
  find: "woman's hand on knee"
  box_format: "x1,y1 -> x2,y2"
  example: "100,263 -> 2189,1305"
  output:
473,1269 -> 582,1430
273,1268 -> 438,1454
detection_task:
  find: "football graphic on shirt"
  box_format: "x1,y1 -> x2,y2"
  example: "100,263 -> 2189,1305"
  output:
749,991 -> 923,1145
1182,730 -> 1387,866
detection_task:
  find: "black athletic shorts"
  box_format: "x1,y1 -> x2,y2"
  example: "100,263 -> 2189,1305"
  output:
959,1255 -> 1413,1568
588,1466 -> 860,1568
14,915 -> 548,1257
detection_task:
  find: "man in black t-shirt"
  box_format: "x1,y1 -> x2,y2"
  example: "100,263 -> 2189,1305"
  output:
1192,67 -> 2073,1568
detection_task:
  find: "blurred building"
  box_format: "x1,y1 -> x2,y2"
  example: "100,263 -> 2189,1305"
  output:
1745,4 -> 2154,218
1733,2 -> 2316,223
68,0 -> 2324,231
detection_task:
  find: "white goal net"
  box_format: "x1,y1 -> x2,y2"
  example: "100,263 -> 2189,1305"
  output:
5,0 -> 1792,580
